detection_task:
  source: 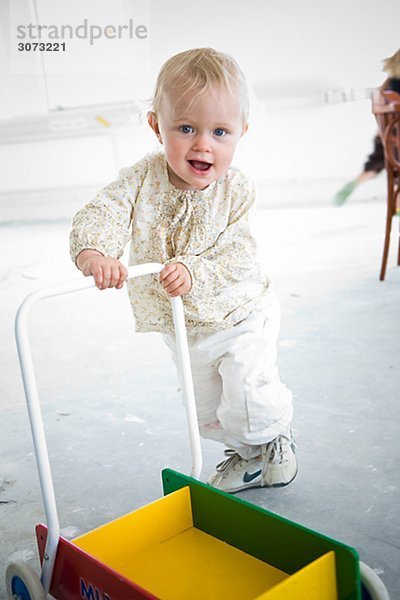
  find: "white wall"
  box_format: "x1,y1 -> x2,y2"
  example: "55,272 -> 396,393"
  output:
0,0 -> 399,219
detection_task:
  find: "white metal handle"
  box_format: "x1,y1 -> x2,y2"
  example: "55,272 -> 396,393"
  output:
15,263 -> 202,593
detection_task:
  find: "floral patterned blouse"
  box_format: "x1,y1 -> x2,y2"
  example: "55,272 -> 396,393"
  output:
70,151 -> 271,333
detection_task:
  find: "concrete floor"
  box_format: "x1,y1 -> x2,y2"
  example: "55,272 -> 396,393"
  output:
0,194 -> 399,598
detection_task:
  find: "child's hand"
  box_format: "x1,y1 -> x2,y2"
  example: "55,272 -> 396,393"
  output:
159,263 -> 192,297
77,249 -> 128,290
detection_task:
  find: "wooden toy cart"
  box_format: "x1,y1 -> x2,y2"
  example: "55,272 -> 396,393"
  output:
7,265 -> 390,599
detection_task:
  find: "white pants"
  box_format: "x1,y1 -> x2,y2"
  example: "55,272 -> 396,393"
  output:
163,292 -> 293,460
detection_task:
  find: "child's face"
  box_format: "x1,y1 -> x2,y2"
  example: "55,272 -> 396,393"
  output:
148,86 -> 247,190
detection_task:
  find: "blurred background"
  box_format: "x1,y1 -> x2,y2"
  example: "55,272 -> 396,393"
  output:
1,0 -> 399,219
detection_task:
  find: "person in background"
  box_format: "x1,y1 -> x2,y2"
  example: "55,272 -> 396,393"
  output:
332,48 -> 400,206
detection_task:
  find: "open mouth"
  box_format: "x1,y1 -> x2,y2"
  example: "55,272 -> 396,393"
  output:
188,160 -> 213,173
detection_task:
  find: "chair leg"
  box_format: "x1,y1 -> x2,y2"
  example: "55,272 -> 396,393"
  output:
380,216 -> 391,280
380,173 -> 394,281
396,185 -> 400,266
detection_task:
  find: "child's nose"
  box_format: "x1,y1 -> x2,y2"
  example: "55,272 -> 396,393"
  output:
192,133 -> 211,152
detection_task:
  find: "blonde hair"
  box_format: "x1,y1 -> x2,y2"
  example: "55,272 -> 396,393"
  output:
382,49 -> 400,78
151,47 -> 249,124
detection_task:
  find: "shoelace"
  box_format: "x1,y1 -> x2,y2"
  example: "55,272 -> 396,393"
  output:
261,434 -> 296,484
215,448 -> 242,473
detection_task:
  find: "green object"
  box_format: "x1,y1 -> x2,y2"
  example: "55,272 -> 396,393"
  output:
332,181 -> 358,206
162,468 -> 362,600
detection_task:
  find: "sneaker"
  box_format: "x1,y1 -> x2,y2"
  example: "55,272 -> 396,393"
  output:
207,433 -> 298,493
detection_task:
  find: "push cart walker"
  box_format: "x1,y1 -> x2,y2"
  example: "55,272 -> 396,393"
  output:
13,263 -> 202,594
8,264 -> 390,600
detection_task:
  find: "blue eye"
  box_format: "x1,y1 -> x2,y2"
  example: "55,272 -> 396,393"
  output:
214,128 -> 226,137
180,125 -> 194,134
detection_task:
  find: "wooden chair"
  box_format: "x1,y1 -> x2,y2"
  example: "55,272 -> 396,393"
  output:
372,89 -> 400,280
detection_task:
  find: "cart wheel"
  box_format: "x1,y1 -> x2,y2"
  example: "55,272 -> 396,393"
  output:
5,561 -> 46,600
360,561 -> 390,600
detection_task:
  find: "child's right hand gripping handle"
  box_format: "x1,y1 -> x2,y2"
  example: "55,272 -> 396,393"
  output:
76,249 -> 128,290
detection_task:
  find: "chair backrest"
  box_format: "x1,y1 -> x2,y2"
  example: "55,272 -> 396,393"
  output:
372,89 -> 400,173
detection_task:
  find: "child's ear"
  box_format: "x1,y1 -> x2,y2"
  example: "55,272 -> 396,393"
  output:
241,122 -> 249,137
147,111 -> 163,143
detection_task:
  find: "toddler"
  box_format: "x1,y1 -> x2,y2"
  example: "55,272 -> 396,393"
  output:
70,47 -> 297,493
